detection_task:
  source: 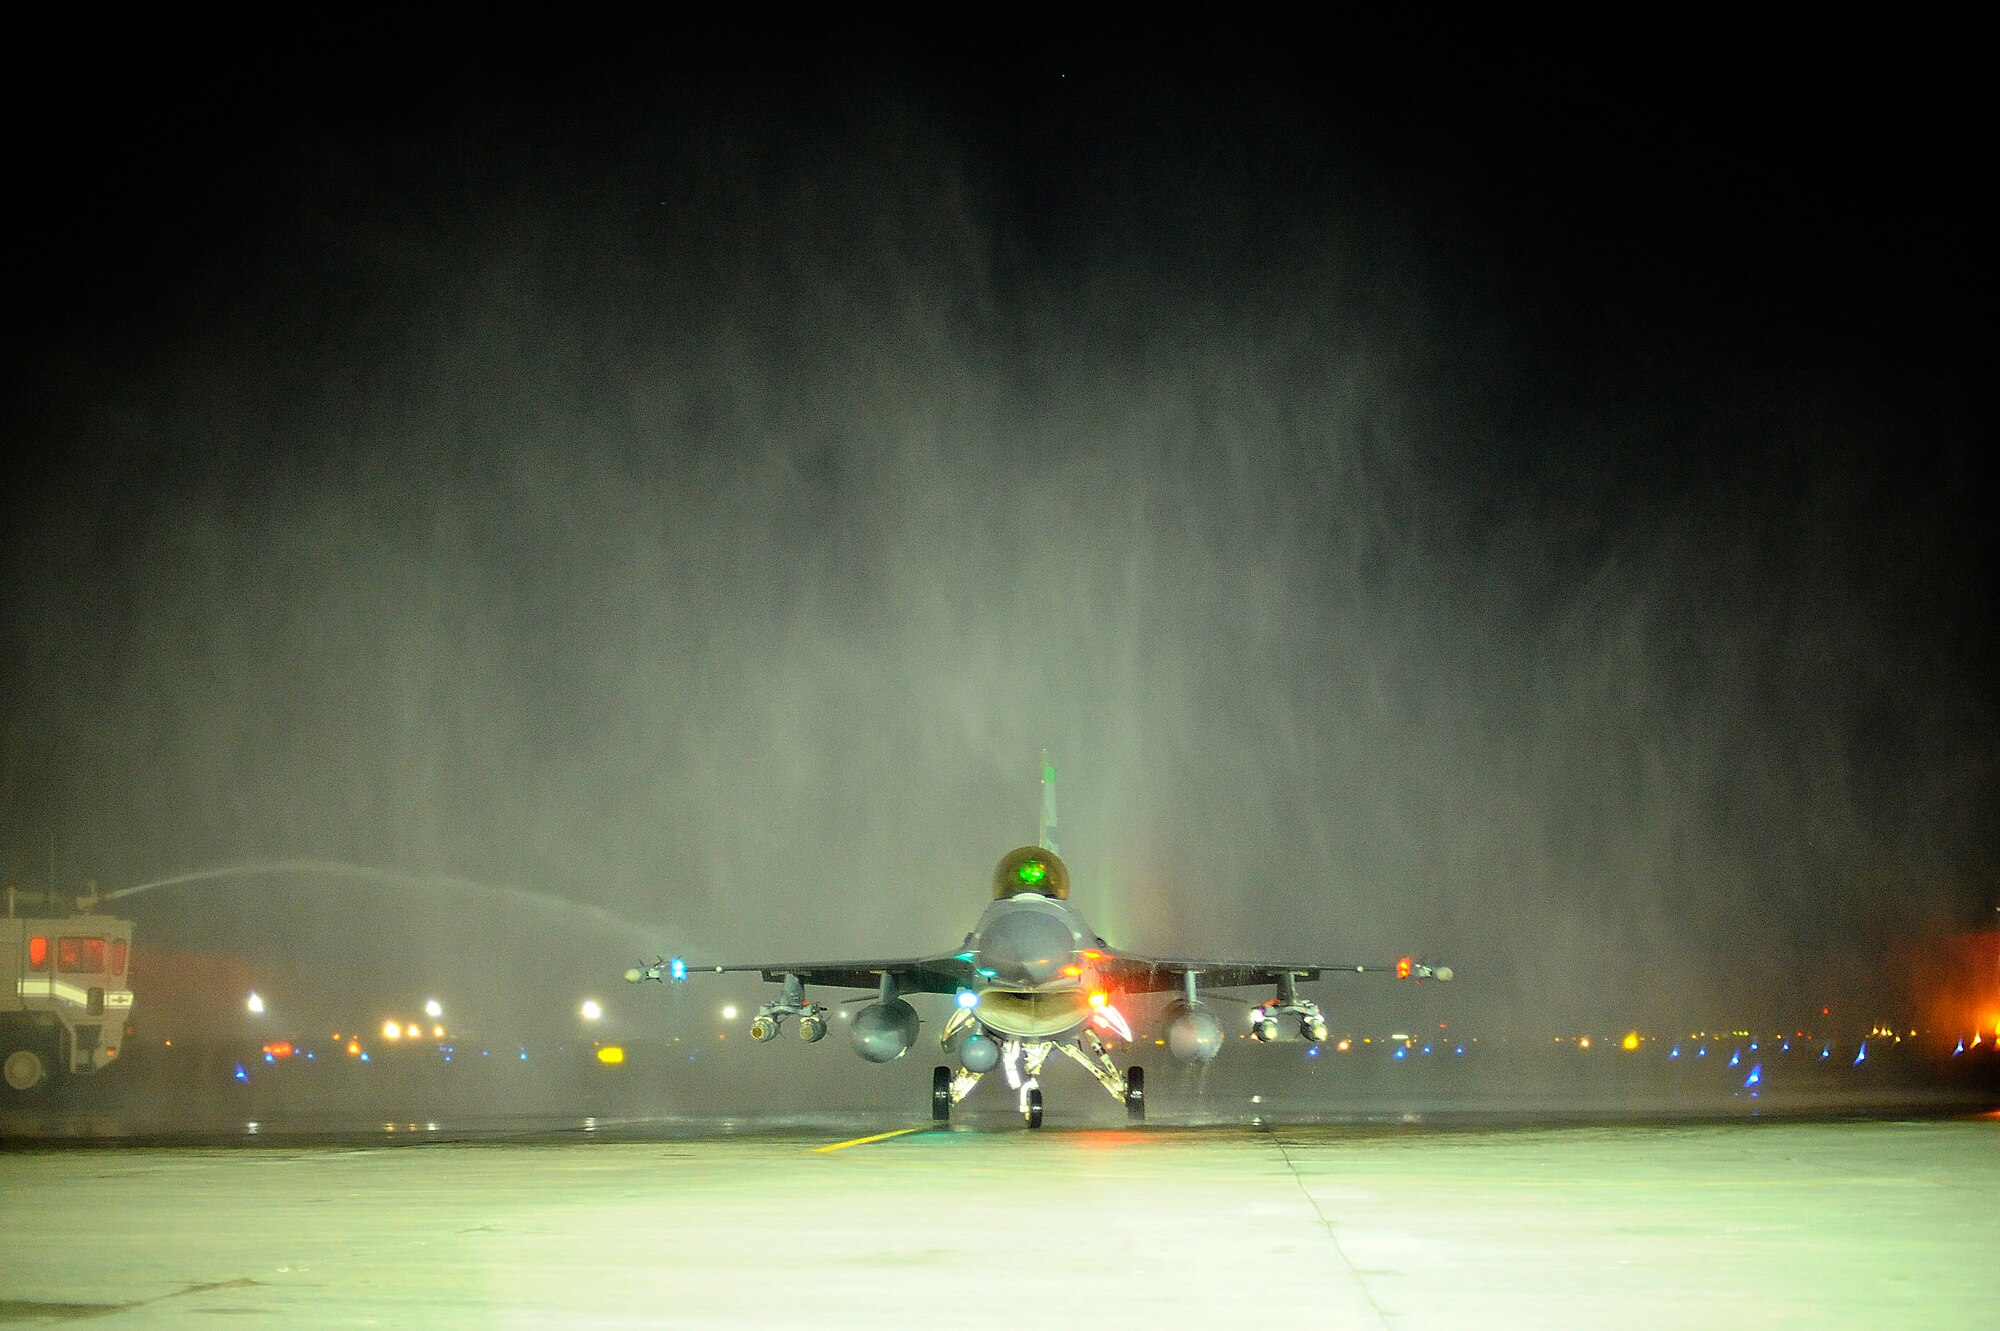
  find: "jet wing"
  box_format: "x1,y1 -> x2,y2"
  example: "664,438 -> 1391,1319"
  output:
1092,951 -> 1450,993
636,954 -> 980,995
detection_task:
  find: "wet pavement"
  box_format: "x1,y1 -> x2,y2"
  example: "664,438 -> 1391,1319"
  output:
3,1110 -> 1996,1327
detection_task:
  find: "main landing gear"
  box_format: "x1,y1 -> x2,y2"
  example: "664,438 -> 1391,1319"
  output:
931,1046 -> 1146,1128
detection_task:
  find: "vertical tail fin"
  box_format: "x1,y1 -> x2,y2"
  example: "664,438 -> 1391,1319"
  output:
1038,750 -> 1060,856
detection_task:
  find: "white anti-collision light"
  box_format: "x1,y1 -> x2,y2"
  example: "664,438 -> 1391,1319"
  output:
956,990 -> 979,1009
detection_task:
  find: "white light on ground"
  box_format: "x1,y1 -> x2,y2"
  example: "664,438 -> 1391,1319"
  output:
721,1005 -> 739,1021
247,992 -> 265,1015
580,1000 -> 604,1021
424,999 -> 443,1018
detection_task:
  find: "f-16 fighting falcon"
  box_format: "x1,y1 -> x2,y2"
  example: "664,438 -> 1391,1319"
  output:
627,756 -> 1452,1127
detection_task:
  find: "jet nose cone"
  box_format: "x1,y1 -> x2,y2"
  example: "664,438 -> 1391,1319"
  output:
977,911 -> 1074,986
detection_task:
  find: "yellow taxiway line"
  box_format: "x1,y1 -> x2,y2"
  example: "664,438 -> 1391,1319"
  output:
812,1127 -> 927,1154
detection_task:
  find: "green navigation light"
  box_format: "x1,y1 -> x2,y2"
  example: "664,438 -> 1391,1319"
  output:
1017,861 -> 1046,885
1043,764 -> 1056,783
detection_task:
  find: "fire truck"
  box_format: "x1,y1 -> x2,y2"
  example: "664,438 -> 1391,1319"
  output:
2,884 -> 134,1092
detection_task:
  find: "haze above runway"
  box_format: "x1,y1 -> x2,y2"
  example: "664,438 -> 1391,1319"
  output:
4,1112 -> 1995,1328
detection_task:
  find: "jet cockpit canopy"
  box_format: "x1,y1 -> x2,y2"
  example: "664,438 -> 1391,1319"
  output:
992,846 -> 1069,900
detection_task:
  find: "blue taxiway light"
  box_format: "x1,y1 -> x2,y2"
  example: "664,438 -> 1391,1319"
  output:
1393,1047 -> 1407,1060
1306,1047 -> 1318,1057
232,1064 -> 248,1081
1454,1046 -> 1465,1055
1728,1050 -> 1740,1067
1954,1039 -> 1965,1056
1744,1063 -> 1762,1088
1697,1047 -> 1707,1058
1670,1046 -> 1681,1059
1854,1042 -> 1868,1066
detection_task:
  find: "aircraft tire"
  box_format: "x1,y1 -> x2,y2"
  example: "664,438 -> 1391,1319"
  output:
1025,1087 -> 1043,1129
931,1065 -> 952,1121
1125,1065 -> 1145,1121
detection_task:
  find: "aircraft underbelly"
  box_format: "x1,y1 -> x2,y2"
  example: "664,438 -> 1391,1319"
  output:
977,989 -> 1089,1040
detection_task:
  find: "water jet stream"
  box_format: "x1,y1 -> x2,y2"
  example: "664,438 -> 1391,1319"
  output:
105,859 -> 668,949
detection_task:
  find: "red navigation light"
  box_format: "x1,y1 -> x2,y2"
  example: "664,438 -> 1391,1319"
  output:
28,936 -> 49,970
1396,957 -> 1413,979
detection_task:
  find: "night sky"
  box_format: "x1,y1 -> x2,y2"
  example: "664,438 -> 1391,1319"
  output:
3,33 -> 1990,1037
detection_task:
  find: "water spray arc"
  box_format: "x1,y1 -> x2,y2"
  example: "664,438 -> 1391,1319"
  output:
107,859 -> 666,947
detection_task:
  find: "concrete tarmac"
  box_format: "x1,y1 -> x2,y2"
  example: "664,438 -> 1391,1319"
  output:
3,1112 -> 1997,1328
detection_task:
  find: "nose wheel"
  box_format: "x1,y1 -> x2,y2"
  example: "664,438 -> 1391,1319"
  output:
1023,1087 -> 1044,1129
1125,1065 -> 1145,1121
931,1065 -> 952,1121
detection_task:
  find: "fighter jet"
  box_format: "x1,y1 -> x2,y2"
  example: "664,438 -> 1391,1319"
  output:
626,755 -> 1451,1126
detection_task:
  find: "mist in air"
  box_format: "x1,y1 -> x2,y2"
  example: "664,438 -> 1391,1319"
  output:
3,55 -> 1990,1049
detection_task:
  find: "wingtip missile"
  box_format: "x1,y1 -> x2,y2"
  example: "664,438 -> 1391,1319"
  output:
627,957 -> 684,983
